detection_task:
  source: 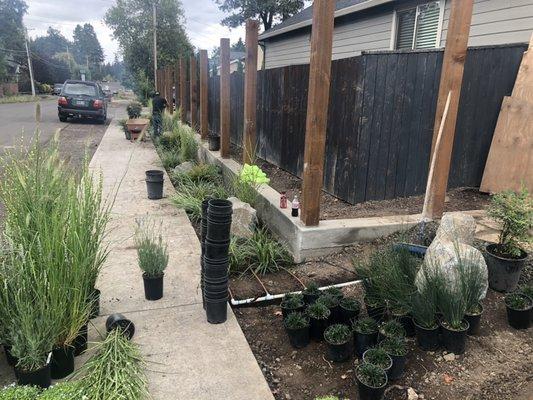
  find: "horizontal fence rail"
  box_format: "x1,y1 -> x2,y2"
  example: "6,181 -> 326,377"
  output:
204,44 -> 526,205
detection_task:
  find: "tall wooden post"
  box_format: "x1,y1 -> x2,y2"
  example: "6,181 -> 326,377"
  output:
243,19 -> 259,165
166,66 -> 173,114
174,61 -> 180,114
200,50 -> 209,140
190,54 -> 198,129
426,0 -> 474,219
155,69 -> 161,93
220,38 -> 231,158
300,0 -> 335,226
179,58 -> 187,124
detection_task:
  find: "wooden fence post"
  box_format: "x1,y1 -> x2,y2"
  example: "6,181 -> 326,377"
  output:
426,0 -> 474,219
300,0 -> 336,226
220,38 -> 231,158
174,61 -> 180,115
243,19 -> 259,165
200,49 -> 209,140
166,66 -> 173,114
190,54 -> 198,129
179,58 -> 187,124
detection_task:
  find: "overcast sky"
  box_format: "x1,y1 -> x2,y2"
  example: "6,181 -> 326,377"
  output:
24,0 -> 247,62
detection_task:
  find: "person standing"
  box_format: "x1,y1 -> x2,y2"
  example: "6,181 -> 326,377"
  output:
152,91 -> 167,138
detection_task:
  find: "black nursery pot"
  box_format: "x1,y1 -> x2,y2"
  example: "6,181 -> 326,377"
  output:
106,313 -> 135,340
354,331 -> 378,358
393,312 -> 415,337
506,299 -> 532,330
356,366 -> 388,400
326,339 -> 352,363
303,292 -> 320,305
16,361 -> 51,389
281,303 -> 305,319
285,325 -> 310,349
365,300 -> 387,322
465,304 -> 483,336
440,320 -> 469,355
51,346 -> 75,379
309,317 -> 329,341
206,219 -> 232,242
340,305 -> 360,325
145,170 -> 164,200
387,353 -> 407,381
3,345 -> 18,367
208,135 -> 221,151
143,273 -> 164,301
206,298 -> 228,324
73,323 -> 88,356
205,240 -> 230,259
90,288 -> 101,319
414,320 -> 440,351
485,244 -> 528,293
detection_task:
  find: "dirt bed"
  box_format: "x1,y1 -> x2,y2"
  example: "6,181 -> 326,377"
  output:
235,286 -> 533,400
230,146 -> 490,220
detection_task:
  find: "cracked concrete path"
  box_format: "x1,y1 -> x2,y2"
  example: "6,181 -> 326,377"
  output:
88,110 -> 274,400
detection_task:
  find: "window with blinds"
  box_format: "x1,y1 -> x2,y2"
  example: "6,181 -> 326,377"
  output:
395,1 -> 443,50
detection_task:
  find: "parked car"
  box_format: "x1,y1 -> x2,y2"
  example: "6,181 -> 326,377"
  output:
52,83 -> 64,95
57,80 -> 107,123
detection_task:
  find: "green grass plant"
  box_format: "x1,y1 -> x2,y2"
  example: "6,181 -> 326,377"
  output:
379,320 -> 406,338
0,384 -> 40,399
135,219 -> 169,277
172,180 -> 228,223
363,347 -> 391,369
380,336 -> 408,357
307,302 -> 330,320
37,382 -> 85,399
281,293 -> 304,309
160,149 -> 181,170
352,317 -> 378,334
505,292 -> 532,310
340,297 -> 361,312
356,363 -> 387,388
284,312 -> 309,330
324,324 -> 351,345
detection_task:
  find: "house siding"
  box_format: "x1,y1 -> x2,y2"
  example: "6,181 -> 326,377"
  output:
263,0 -> 533,69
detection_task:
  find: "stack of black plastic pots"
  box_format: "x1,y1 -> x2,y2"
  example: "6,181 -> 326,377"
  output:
202,199 -> 232,324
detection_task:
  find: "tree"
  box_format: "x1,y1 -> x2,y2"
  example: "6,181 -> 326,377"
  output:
105,0 -> 192,98
0,0 -> 28,82
210,37 -> 247,73
72,24 -> 104,67
31,27 -> 73,84
214,0 -> 305,31
232,37 -> 245,52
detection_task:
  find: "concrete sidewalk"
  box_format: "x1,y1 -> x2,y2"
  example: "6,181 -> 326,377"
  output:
88,112 -> 274,400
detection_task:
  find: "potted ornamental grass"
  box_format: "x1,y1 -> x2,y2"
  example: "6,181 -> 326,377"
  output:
339,297 -> 361,324
324,324 -> 352,362
307,302 -> 331,341
352,317 -> 379,357
486,188 -> 532,292
317,293 -> 342,324
458,252 -> 486,336
410,290 -> 439,351
302,282 -> 322,305
380,337 -> 408,380
135,220 -> 169,301
323,286 -> 344,300
126,101 -> 149,141
438,286 -> 469,355
505,292 -> 532,330
355,362 -> 388,400
362,347 -> 392,374
281,293 -> 305,318
379,320 -> 406,341
284,312 -> 310,349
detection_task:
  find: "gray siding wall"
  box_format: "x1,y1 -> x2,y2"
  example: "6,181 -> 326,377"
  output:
442,0 -> 533,46
263,0 -> 533,70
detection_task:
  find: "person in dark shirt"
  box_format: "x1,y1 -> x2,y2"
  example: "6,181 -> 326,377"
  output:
151,91 -> 167,138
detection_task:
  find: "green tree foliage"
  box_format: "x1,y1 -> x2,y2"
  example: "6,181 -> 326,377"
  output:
105,0 -> 192,97
72,23 -> 105,80
31,27 -> 72,84
0,0 -> 28,82
215,0 -> 305,31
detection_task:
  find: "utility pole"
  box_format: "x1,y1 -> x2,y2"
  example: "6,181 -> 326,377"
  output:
153,2 -> 158,89
24,29 -> 36,97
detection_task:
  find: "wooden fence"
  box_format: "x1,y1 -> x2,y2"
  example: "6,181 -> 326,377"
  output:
203,44 -> 526,205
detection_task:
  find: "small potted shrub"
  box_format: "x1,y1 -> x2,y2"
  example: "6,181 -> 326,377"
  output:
323,286 -> 344,300
352,317 -> 379,357
127,101 -> 143,119
135,220 -> 169,301
390,304 -> 415,337
307,302 -> 331,341
439,288 -> 469,355
126,101 -> 149,141
411,291 -> 439,351
302,282 -> 321,305
355,362 -> 388,400
281,293 -> 305,318
380,337 -> 408,380
324,324 -> 352,362
486,188 -> 532,292
505,292 -> 532,330
284,312 -> 310,349
317,293 -> 342,324
378,320 -> 406,340
362,347 -> 392,373
339,297 -> 361,324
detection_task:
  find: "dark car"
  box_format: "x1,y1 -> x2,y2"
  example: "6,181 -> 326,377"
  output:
52,83 -> 63,95
57,80 -> 107,124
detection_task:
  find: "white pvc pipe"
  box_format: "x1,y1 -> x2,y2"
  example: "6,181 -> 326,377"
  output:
230,279 -> 363,307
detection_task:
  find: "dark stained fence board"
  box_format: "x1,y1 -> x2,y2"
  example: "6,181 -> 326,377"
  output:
207,44 -> 526,205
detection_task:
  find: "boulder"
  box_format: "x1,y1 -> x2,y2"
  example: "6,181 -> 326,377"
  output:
228,197 -> 257,238
431,212 -> 476,247
173,161 -> 194,175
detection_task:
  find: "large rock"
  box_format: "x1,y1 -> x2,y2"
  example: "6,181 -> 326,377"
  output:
417,212 -> 488,299
228,197 -> 257,238
173,161 -> 194,175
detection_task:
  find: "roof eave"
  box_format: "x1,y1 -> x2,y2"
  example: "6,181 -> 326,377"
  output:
258,0 -> 395,41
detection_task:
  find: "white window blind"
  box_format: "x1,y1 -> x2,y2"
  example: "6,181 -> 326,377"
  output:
396,1 -> 443,50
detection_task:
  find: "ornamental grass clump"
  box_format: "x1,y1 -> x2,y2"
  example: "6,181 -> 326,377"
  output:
352,317 -> 378,334
37,382 -> 85,399
380,336 -> 408,357
134,220 -> 169,278
324,324 -> 351,345
284,312 -> 310,330
505,292 -> 532,310
317,293 -> 340,309
363,347 -> 392,369
356,362 -> 387,388
340,297 -> 361,312
379,320 -> 406,339
281,293 -> 304,317
172,180 -> 228,223
76,328 -> 148,400
0,384 -> 40,399
307,302 -> 331,320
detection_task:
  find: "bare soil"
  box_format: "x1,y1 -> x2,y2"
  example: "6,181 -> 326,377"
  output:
230,146 -> 490,220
